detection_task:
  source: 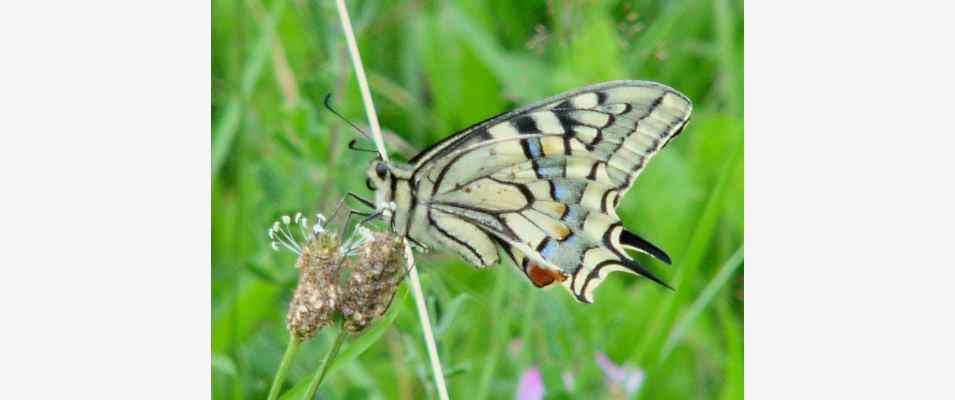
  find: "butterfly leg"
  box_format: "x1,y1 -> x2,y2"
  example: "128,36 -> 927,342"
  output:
337,208 -> 375,239
352,210 -> 383,231
329,192 -> 376,225
328,192 -> 377,238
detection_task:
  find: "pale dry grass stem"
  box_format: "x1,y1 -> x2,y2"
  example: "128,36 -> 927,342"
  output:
332,0 -> 450,398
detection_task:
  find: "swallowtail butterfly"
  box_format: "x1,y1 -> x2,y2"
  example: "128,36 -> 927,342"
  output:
359,81 -> 691,303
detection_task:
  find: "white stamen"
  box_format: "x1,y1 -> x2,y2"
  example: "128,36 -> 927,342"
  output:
275,222 -> 302,253
271,241 -> 279,251
279,240 -> 300,255
282,215 -> 291,225
338,225 -> 374,257
298,218 -> 309,238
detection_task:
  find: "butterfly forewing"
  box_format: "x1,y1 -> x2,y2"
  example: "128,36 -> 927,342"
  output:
398,81 -> 691,303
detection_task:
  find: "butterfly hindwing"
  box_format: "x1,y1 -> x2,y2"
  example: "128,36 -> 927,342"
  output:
406,81 -> 691,303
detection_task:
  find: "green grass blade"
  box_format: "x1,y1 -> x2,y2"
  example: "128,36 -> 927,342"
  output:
718,301 -> 744,400
630,0 -> 694,73
660,246 -> 743,358
212,0 -> 287,176
713,0 -> 743,114
633,137 -> 743,367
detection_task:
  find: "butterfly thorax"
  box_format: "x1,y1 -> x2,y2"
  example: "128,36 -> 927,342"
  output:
365,159 -> 416,238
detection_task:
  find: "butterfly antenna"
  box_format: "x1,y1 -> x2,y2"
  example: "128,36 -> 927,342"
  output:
323,93 -> 371,140
348,138 -> 379,154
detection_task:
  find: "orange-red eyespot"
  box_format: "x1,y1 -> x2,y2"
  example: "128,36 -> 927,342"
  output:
526,262 -> 567,288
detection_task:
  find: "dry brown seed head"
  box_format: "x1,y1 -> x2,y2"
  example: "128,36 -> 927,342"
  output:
286,233 -> 343,340
341,232 -> 405,333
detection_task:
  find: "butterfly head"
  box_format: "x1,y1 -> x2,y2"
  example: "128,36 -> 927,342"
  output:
366,157 -> 414,221
365,158 -> 398,218
365,158 -> 391,187
365,158 -> 389,194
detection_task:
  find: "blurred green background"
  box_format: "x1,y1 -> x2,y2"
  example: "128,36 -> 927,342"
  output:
212,0 -> 742,398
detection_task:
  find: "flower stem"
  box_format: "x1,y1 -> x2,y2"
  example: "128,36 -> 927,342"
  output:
405,245 -> 450,400
304,327 -> 347,400
267,335 -> 301,400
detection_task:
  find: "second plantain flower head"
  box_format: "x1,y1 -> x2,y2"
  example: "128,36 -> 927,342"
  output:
268,212 -> 405,340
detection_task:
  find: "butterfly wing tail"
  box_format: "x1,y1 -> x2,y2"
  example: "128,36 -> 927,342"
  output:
619,229 -> 672,265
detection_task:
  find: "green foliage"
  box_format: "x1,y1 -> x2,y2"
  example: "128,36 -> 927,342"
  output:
212,0 -> 743,398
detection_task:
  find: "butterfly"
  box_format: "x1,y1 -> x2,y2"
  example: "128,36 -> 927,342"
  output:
354,80 -> 692,303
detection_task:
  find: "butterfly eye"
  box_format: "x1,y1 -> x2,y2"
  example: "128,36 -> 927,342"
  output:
375,162 -> 388,179
366,178 -> 376,191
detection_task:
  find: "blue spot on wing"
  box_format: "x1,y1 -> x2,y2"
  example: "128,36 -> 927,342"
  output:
539,165 -> 562,178
562,206 -> 582,222
554,183 -> 571,201
562,233 -> 579,246
527,138 -> 542,159
539,239 -> 558,259
539,234 -> 579,261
